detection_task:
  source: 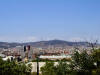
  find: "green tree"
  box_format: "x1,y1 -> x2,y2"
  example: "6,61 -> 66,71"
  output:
0,57 -> 32,75
41,62 -> 56,75
55,61 -> 70,75
92,49 -> 100,67
92,49 -> 100,75
40,49 -> 100,75
72,50 -> 95,75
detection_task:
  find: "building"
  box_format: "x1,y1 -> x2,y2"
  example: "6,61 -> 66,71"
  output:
39,55 -> 71,60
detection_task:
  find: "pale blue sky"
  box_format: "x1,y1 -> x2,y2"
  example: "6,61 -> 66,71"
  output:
0,0 -> 100,42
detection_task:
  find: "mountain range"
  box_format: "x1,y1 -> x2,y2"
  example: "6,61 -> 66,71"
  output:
0,40 -> 91,48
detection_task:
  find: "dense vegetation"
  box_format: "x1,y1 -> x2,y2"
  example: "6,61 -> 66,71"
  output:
41,49 -> 100,75
0,58 -> 32,75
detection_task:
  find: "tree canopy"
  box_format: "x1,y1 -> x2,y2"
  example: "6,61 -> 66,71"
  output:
41,49 -> 100,75
0,57 -> 32,75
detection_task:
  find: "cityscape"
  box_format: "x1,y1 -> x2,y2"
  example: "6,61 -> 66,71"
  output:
0,40 -> 100,75
0,0 -> 100,75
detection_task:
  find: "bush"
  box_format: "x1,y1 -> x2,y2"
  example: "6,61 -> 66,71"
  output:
0,57 -> 32,75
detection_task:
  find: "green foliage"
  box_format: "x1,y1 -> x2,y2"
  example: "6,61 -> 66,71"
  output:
72,50 -> 95,75
73,51 -> 94,71
40,49 -> 100,75
0,57 -> 32,75
92,49 -> 100,67
41,62 -> 56,75
31,72 -> 37,75
31,72 -> 42,75
55,61 -> 70,75
61,58 -> 71,62
92,68 -> 100,75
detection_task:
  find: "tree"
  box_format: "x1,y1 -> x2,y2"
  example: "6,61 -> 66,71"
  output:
55,61 -> 70,75
41,62 -> 56,75
91,49 -> 100,75
72,50 -> 95,75
92,48 -> 100,67
0,57 -> 32,75
41,61 -> 72,75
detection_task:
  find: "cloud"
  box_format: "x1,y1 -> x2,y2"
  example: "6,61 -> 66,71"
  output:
25,36 -> 38,42
0,36 -> 38,43
0,36 -> 100,43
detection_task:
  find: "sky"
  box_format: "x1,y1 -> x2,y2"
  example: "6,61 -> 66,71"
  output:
0,0 -> 100,42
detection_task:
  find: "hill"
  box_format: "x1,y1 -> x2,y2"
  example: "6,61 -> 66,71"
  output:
0,40 -> 90,48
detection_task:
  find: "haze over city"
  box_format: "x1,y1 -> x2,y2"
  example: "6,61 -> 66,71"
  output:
0,1 -> 100,75
0,0 -> 100,42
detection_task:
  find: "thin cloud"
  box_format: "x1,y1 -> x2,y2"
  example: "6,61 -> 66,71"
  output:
0,36 -> 38,43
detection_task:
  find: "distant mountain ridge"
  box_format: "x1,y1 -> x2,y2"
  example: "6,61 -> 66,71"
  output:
0,42 -> 22,48
0,40 -> 90,48
23,40 -> 89,47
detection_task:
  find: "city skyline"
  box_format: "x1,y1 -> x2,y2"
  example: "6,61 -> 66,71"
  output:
0,0 -> 100,42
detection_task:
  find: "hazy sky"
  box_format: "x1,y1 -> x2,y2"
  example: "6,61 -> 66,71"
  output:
0,0 -> 100,42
